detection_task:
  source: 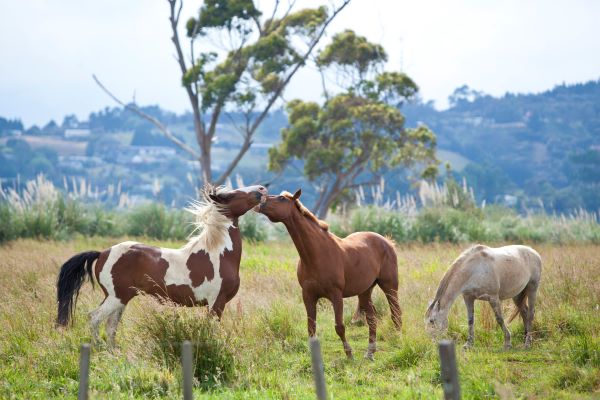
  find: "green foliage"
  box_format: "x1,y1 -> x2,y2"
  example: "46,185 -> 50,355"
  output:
137,304 -> 235,390
413,207 -> 487,243
185,1 -> 331,112
317,29 -> 387,75
125,203 -> 189,240
195,0 -> 260,33
269,30 -> 438,217
238,212 -> 268,242
347,206 -> 410,242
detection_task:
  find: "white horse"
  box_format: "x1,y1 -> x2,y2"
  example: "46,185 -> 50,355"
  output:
425,244 -> 542,349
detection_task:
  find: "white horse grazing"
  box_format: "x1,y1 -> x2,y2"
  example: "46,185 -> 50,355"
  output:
425,244 -> 542,349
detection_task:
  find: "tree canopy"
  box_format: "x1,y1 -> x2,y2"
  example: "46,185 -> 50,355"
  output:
269,30 -> 438,217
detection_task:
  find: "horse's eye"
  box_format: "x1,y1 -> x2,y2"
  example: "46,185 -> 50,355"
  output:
429,319 -> 435,324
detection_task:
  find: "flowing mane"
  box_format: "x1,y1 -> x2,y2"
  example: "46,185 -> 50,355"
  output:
281,191 -> 329,231
184,185 -> 233,253
427,244 -> 486,313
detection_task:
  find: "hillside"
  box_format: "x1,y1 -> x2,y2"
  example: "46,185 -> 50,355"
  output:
403,80 -> 600,211
1,80 -> 599,211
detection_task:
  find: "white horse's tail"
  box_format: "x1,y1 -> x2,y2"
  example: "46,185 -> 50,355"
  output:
508,292 -> 527,323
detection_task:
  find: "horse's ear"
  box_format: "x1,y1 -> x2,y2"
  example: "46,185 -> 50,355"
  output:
292,189 -> 302,200
425,301 -> 433,315
425,299 -> 436,315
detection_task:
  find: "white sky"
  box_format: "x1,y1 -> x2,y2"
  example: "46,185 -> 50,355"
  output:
1,0 -> 599,127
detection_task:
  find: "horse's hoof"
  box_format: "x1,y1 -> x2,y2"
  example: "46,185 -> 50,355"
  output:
463,342 -> 473,350
346,352 -> 354,360
503,344 -> 512,351
364,352 -> 375,361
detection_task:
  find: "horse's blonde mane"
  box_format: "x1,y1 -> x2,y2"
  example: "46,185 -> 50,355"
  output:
281,191 -> 329,231
427,244 -> 486,313
184,185 -> 232,253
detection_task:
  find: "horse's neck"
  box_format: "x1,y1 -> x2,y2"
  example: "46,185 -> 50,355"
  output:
183,223 -> 240,259
283,211 -> 336,266
439,269 -> 469,311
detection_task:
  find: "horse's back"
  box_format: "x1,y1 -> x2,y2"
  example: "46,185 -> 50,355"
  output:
342,231 -> 396,262
484,245 -> 541,298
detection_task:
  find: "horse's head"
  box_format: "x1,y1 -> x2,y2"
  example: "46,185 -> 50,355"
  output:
258,189 -> 302,222
208,185 -> 268,218
424,299 -> 449,334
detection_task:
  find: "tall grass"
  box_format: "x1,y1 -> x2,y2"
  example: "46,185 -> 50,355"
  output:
2,239 -> 599,398
136,300 -> 235,390
2,175 -> 599,244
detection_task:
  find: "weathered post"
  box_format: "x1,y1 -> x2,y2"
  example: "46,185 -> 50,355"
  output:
438,340 -> 460,400
77,343 -> 91,400
309,337 -> 327,400
182,340 -> 193,400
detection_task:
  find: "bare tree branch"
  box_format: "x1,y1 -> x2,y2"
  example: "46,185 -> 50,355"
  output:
215,0 -> 352,185
92,74 -> 200,160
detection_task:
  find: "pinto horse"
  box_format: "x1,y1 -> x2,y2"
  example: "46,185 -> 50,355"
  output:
56,185 -> 267,346
259,189 -> 402,360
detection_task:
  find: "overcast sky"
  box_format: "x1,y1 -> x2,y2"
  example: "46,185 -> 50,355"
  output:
1,0 -> 599,127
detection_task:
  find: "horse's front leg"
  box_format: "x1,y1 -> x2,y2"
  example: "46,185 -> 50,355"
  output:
302,290 -> 318,337
463,295 -> 475,349
489,296 -> 511,350
331,291 -> 353,359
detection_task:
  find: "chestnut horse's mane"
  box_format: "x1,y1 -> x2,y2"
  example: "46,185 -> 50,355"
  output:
281,191 -> 329,231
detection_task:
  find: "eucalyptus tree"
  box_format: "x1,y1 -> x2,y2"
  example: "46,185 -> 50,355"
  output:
96,0 -> 351,185
268,30 -> 438,218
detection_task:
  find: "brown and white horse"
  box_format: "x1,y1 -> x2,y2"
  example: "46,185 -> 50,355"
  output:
56,185 -> 267,346
259,190 -> 402,360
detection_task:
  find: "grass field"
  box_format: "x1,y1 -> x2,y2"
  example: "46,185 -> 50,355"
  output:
1,238 -> 599,399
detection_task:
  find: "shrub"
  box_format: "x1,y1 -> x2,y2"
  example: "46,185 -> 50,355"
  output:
126,203 -> 190,240
238,212 -> 268,243
349,206 -> 410,242
412,207 -> 488,243
137,302 -> 235,390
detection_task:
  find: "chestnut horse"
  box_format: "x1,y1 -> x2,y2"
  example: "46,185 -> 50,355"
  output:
56,184 -> 267,346
259,190 -> 402,360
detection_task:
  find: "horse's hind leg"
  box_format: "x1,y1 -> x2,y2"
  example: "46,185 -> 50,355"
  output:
512,290 -> 529,344
463,295 -> 475,349
489,296 -> 512,350
525,283 -> 538,349
105,305 -> 125,348
89,296 -> 123,344
358,289 -> 377,361
378,281 -> 402,330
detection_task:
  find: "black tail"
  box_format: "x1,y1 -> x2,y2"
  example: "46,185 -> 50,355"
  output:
56,251 -> 100,327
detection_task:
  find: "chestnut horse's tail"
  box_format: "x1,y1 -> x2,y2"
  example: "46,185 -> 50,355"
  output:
56,251 -> 100,327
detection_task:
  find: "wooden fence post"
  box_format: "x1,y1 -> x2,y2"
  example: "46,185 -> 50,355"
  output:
438,340 -> 460,400
77,343 -> 91,400
309,337 -> 327,400
182,340 -> 193,400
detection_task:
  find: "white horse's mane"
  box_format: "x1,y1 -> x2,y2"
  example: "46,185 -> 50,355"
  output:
183,186 -> 232,253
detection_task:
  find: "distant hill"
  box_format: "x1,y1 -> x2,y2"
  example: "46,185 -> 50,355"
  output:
402,79 -> 600,211
1,80 -> 598,211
